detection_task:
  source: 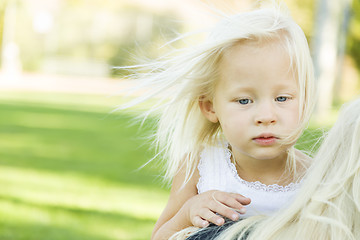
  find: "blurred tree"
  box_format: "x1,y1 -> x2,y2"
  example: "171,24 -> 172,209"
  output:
13,0 -> 182,77
108,8 -> 182,76
3,0 -> 359,89
1,0 -> 22,79
284,0 -> 315,35
0,1 -> 6,67
312,0 -> 353,118
348,0 -> 360,71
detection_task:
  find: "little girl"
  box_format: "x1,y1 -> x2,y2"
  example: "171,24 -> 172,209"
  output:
121,3 -> 316,240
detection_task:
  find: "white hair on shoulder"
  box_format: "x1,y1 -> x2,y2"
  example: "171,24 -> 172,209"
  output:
119,2 -> 315,185
201,97 -> 360,240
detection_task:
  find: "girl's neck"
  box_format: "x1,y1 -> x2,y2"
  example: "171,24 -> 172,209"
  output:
231,148 -> 311,186
230,149 -> 293,186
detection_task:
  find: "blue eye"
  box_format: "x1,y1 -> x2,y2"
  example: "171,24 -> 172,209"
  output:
238,99 -> 252,105
276,96 -> 288,102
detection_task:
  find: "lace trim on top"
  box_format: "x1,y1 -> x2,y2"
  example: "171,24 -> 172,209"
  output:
224,147 -> 301,193
196,149 -> 207,192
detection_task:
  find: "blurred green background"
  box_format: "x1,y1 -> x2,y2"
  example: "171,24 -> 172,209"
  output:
0,0 -> 359,239
0,91 -> 168,239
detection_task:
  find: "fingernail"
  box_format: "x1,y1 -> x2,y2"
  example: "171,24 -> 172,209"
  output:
232,213 -> 239,221
216,219 -> 223,225
238,208 -> 246,214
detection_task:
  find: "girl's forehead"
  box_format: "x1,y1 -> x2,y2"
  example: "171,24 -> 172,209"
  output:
223,38 -> 288,58
216,39 -> 298,91
220,40 -> 292,74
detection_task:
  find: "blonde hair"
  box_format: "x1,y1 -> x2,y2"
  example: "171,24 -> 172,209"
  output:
121,4 -> 315,184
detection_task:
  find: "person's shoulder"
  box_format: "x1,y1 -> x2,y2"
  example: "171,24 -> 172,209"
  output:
172,151 -> 203,190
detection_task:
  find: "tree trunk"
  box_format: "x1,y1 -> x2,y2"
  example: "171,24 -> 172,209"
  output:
312,0 -> 352,119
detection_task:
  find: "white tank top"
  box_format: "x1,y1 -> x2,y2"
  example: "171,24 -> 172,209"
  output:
197,144 -> 301,218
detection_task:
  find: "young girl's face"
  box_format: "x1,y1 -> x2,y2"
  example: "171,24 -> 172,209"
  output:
202,40 -> 300,163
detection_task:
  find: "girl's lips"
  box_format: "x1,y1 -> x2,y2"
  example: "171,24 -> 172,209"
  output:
253,136 -> 278,145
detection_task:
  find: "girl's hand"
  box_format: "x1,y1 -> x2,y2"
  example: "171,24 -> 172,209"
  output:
183,190 -> 251,228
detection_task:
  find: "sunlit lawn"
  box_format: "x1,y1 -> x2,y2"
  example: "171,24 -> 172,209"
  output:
0,90 -> 327,240
0,91 -> 167,240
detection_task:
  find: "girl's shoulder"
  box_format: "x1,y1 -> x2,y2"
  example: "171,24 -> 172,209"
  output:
198,142 -> 229,169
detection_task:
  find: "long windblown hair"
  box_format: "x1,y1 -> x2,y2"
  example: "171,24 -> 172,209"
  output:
202,97 -> 360,240
121,4 -> 315,184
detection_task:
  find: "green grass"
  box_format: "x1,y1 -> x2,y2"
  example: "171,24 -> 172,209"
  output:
0,91 -> 167,240
0,91 -> 330,240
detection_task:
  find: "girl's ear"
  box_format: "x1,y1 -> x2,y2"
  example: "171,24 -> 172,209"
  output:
199,97 -> 219,123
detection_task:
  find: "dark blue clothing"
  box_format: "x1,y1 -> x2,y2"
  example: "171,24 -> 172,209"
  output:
186,220 -> 248,240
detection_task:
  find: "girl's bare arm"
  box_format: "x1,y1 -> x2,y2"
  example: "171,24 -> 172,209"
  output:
151,166 -> 198,240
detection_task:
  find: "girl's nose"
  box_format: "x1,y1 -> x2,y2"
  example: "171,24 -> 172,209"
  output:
254,103 -> 277,125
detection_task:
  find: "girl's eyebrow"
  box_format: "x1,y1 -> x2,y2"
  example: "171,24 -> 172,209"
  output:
229,83 -> 295,91
226,86 -> 254,93
225,85 -> 298,97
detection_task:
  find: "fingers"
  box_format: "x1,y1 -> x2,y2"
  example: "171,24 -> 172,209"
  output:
192,215 -> 210,228
188,191 -> 252,228
208,199 -> 241,222
194,208 -> 225,227
230,193 -> 251,206
213,192 -> 249,212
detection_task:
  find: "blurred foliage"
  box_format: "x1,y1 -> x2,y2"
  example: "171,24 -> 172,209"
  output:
4,0 -> 182,75
0,0 -> 359,78
0,1 -> 6,64
284,0 -> 315,38
348,0 -> 360,72
107,10 -> 183,76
